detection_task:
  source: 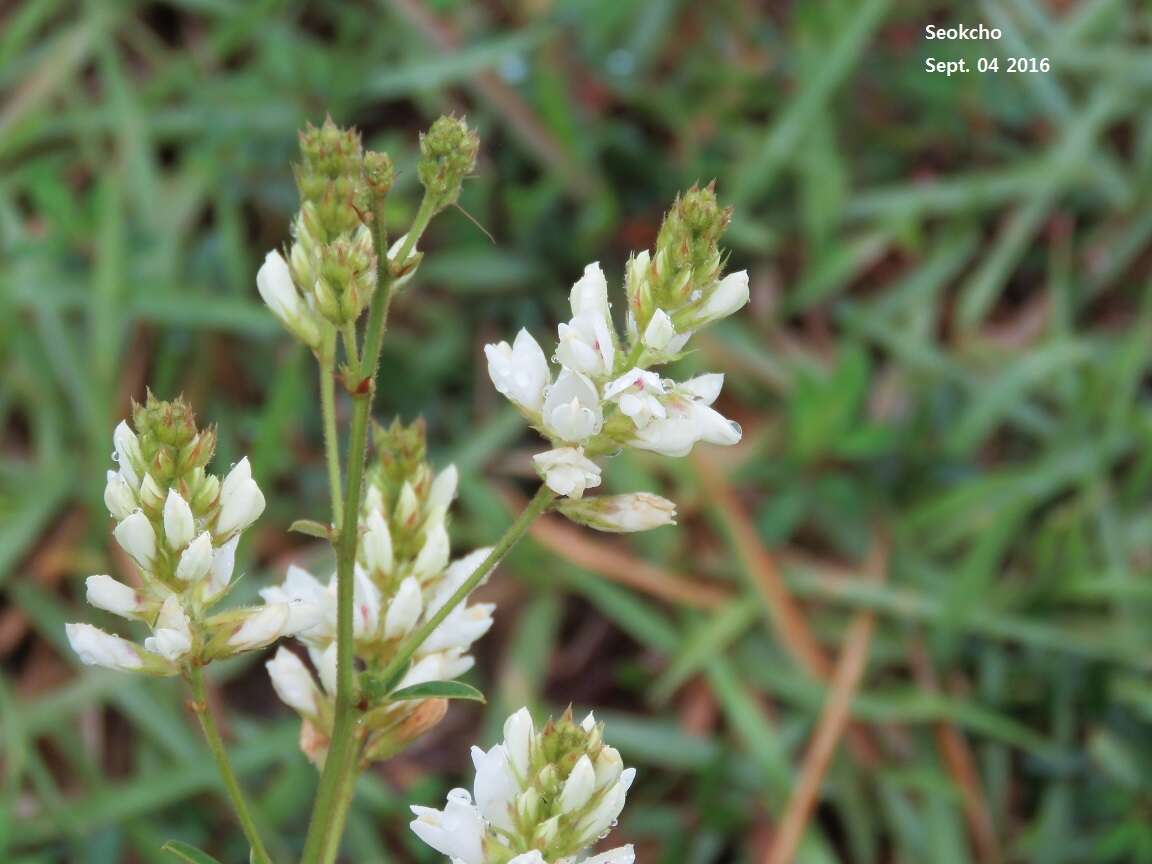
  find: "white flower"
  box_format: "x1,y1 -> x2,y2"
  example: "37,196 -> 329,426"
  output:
697,269 -> 749,323
85,574 -> 141,618
228,600 -> 321,651
630,381 -> 741,457
558,492 -> 677,533
175,532 -> 214,583
353,567 -> 382,638
314,642 -> 338,694
485,329 -> 551,413
103,471 -> 136,521
680,372 -> 725,404
409,788 -> 485,864
144,595 -> 192,662
257,249 -> 322,348
429,548 -> 493,606
266,647 -> 321,717
472,743 -> 519,832
163,489 -> 195,552
216,457 -> 265,537
113,511 -> 157,571
260,564 -> 333,641
593,744 -> 624,789
361,508 -> 394,575
542,370 -> 603,443
383,576 -> 423,639
420,603 -> 494,652
603,368 -> 666,429
642,309 -> 676,351
556,263 -> 616,377
411,521 -> 450,582
576,771 -> 633,845
427,464 -> 459,513
205,534 -> 239,598
66,623 -> 143,671
112,421 -> 142,488
533,447 -> 601,499
394,481 -> 420,527
559,755 -> 596,813
503,706 -> 534,779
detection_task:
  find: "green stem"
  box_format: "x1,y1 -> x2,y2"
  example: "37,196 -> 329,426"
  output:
299,192 -> 438,864
188,666 -> 274,864
375,484 -> 557,687
319,330 -> 343,528
298,388 -> 371,864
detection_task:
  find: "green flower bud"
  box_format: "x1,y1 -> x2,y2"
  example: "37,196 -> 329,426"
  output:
364,150 -> 395,198
417,115 -> 479,210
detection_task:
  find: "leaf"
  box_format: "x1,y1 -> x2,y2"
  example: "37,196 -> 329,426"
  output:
288,519 -> 331,540
161,841 -> 224,864
388,680 -> 485,703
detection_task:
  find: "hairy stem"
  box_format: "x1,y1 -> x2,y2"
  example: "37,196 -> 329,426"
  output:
319,330 -> 343,528
188,666 -> 274,864
375,484 -> 557,687
299,192 -> 438,864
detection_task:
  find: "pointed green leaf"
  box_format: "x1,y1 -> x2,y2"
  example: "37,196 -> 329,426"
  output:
388,680 -> 485,703
289,519 -> 331,540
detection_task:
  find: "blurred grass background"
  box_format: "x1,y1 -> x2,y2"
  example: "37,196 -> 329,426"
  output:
3,0 -> 1152,861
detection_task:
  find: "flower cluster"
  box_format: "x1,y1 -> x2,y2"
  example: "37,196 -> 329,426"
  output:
263,420 -> 495,766
485,184 -> 747,526
66,395 -> 318,675
257,116 -> 478,349
411,707 -> 635,864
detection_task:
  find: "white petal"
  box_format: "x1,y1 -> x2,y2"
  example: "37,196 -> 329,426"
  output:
175,532 -> 214,583
266,647 -> 320,716
502,707 -> 534,779
85,574 -> 140,618
559,754 -> 596,813
163,489 -> 195,551
383,577 -> 423,639
113,511 -> 157,570
66,623 -> 143,671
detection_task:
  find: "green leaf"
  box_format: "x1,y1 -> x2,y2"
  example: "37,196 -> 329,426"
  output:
288,519 -> 331,540
161,841 -> 224,864
388,680 -> 485,703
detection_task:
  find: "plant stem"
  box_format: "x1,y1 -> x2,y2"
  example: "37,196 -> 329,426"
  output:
299,192 -> 439,864
298,386 -> 371,864
375,484 -> 557,687
188,666 -> 274,864
319,330 -> 343,528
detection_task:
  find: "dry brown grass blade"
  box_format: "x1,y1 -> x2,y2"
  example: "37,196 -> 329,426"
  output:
692,451 -> 832,678
910,636 -> 1003,864
762,539 -> 886,864
764,604 -> 875,864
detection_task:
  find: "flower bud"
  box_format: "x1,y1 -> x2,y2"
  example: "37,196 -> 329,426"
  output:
175,531 -> 214,583
417,115 -> 479,210
144,595 -> 192,662
642,308 -> 676,351
383,576 -> 423,639
113,511 -> 157,571
484,329 -> 550,416
532,447 -> 601,499
361,508 -> 395,575
225,600 -> 321,652
364,150 -> 395,197
426,464 -> 459,513
163,489 -> 195,552
693,269 -> 749,325
113,422 -> 143,488
66,623 -> 145,671
411,522 -> 450,581
85,574 -> 142,619
559,755 -> 596,813
257,249 -> 323,349
216,457 -> 265,538
557,492 -> 676,533
266,647 -> 321,717
104,471 -> 137,521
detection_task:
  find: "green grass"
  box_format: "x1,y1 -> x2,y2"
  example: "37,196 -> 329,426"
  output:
3,0 -> 1152,862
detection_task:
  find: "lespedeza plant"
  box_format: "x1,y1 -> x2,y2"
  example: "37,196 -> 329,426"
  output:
65,115 -> 749,864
